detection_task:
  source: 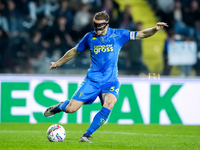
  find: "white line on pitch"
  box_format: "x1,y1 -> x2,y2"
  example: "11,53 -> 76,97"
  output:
97,131 -> 200,138
0,130 -> 199,138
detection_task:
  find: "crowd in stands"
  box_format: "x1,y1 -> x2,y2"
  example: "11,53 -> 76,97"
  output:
149,0 -> 200,76
1,0 -> 200,77
0,0 -> 142,75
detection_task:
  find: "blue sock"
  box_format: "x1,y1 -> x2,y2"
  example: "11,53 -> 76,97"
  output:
84,107 -> 111,136
57,100 -> 70,112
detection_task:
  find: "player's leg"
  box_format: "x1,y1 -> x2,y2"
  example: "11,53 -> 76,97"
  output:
56,99 -> 84,113
80,93 -> 116,138
80,81 -> 119,143
44,99 -> 83,117
44,78 -> 88,117
44,77 -> 99,117
65,99 -> 83,113
102,92 -> 117,110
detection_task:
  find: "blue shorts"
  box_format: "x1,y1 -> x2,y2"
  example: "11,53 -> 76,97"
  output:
72,77 -> 120,105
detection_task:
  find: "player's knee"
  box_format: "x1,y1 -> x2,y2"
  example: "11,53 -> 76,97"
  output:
103,102 -> 115,110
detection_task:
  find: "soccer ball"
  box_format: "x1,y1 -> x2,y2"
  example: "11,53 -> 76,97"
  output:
46,124 -> 66,142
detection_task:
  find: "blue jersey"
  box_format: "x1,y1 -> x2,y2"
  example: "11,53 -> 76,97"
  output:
76,27 -> 137,83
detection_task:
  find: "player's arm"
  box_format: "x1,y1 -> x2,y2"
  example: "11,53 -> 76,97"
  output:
136,22 -> 168,39
50,47 -> 79,70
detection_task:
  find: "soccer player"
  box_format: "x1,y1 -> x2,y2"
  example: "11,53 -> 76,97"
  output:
44,11 -> 168,143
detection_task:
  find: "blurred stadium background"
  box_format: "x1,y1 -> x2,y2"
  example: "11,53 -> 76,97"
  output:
0,0 -> 200,127
0,0 -> 200,149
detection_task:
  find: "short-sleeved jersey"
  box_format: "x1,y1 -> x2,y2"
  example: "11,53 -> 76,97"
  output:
76,27 -> 137,83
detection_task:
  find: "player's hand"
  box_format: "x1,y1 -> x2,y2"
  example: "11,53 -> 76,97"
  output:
49,62 -> 59,70
155,22 -> 168,30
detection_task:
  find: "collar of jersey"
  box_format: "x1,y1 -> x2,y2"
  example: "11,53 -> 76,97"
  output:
92,27 -> 111,37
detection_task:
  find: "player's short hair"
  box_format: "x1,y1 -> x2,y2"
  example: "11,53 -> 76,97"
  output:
94,11 -> 109,22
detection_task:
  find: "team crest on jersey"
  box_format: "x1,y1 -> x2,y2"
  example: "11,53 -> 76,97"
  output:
101,37 -> 105,42
79,92 -> 83,97
92,37 -> 97,40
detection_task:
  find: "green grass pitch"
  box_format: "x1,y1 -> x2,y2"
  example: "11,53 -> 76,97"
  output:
0,123 -> 200,150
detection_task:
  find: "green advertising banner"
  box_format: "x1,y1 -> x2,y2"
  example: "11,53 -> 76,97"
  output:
0,76 -> 200,124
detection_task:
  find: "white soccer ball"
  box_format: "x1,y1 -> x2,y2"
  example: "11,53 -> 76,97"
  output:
46,124 -> 66,142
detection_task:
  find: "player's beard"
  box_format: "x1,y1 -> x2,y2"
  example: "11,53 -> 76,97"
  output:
96,29 -> 106,36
